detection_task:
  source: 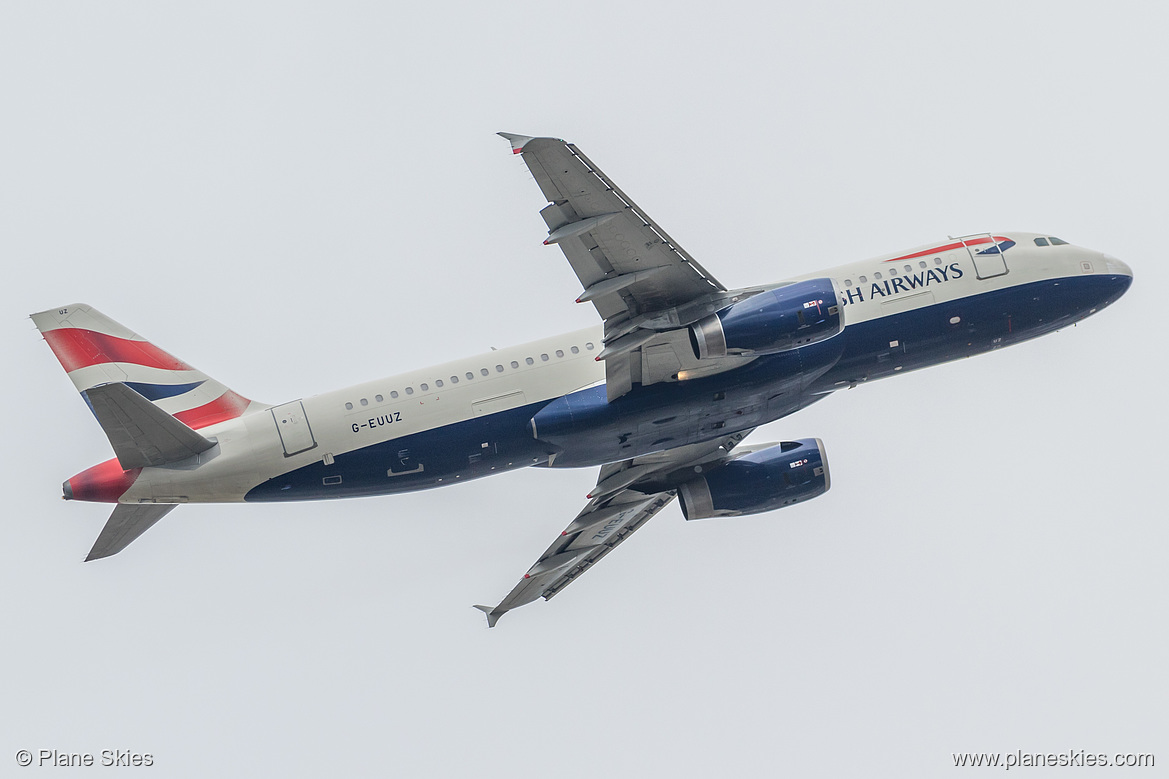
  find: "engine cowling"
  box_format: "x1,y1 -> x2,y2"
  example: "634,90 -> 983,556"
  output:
689,278 -> 841,359
677,438 -> 830,519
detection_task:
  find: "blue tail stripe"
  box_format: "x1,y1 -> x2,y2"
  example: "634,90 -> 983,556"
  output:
123,380 -> 206,401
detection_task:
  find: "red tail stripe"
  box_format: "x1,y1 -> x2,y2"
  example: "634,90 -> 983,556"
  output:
43,328 -> 193,373
174,390 -> 251,430
68,459 -> 142,503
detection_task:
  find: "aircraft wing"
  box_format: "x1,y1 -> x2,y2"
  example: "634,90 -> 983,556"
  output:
474,429 -> 753,627
502,133 -> 753,400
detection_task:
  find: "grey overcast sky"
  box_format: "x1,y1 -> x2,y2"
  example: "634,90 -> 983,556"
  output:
2,1 -> 1165,776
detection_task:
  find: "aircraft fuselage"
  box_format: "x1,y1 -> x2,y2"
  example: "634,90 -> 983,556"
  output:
67,232 -> 1130,506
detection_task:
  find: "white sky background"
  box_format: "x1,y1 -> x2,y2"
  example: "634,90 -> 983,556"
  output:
1,1 -> 1165,776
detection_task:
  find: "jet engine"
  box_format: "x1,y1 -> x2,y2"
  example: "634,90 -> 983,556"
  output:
677,438 -> 830,519
689,278 -> 841,359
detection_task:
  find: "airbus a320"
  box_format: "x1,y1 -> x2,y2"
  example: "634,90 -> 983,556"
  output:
33,133 -> 1133,625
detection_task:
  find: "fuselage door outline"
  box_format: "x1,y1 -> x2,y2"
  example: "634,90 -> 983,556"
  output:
271,400 -> 318,457
962,233 -> 1010,280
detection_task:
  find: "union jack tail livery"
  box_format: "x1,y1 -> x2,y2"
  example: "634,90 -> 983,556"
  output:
31,304 -> 254,430
32,304 -> 264,561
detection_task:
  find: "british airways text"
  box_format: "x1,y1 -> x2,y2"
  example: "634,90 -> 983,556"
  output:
840,262 -> 964,305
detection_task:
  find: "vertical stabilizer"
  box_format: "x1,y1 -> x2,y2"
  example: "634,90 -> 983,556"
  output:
31,304 -> 255,430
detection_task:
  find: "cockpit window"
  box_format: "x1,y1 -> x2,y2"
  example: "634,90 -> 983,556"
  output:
1049,236 -> 1068,245
1034,237 -> 1049,247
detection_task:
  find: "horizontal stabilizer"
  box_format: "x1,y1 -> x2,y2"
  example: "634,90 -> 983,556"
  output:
84,382 -> 216,469
86,503 -> 177,561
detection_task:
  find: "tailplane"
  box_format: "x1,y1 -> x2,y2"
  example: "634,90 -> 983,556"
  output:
86,504 -> 177,561
83,382 -> 216,469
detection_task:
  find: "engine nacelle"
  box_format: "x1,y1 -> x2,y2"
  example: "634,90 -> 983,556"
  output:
678,438 -> 830,519
689,278 -> 841,359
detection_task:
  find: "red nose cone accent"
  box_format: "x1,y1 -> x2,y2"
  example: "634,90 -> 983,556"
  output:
66,458 -> 141,503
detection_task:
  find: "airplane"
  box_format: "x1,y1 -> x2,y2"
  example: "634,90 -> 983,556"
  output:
32,133 -> 1132,626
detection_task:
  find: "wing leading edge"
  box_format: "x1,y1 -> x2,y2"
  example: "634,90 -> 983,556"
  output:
474,430 -> 753,627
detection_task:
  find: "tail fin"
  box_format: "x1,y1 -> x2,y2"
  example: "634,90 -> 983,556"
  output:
31,304 -> 254,430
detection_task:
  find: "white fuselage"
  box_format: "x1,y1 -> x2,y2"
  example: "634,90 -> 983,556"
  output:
117,233 -> 1130,504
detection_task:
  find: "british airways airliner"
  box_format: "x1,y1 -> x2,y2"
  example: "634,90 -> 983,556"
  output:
33,133 -> 1132,625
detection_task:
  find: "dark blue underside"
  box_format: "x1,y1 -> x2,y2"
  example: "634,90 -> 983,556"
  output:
245,274 -> 1130,502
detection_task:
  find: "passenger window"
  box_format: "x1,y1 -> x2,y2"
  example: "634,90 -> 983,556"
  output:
466,372 -> 474,380
390,391 -> 399,399
859,275 -> 868,283
450,376 -> 458,384
874,272 -> 883,280
345,402 -> 353,410
585,342 -> 595,350
495,364 -> 504,373
375,394 -> 383,402
844,279 -> 852,286
1050,237 -> 1068,245
405,387 -> 414,395
480,368 -> 489,376
511,360 -> 519,369
888,267 -> 897,276
526,357 -> 534,365
420,383 -> 429,391
1034,237 -> 1049,246
360,398 -> 368,406
435,380 -> 443,388
904,265 -> 912,274
919,261 -> 927,269
556,349 -> 564,358
934,257 -> 942,264
540,353 -> 549,361
571,346 -> 579,354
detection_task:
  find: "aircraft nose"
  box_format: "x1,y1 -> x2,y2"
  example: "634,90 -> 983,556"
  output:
1092,254 -> 1133,308
1101,253 -> 1132,277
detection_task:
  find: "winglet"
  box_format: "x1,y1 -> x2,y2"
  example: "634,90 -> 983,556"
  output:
497,132 -> 535,155
473,604 -> 505,628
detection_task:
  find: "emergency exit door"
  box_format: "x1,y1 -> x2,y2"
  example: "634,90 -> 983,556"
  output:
271,400 -> 317,456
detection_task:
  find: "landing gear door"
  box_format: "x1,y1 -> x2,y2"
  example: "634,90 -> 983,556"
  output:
961,233 -> 1009,280
271,400 -> 317,457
